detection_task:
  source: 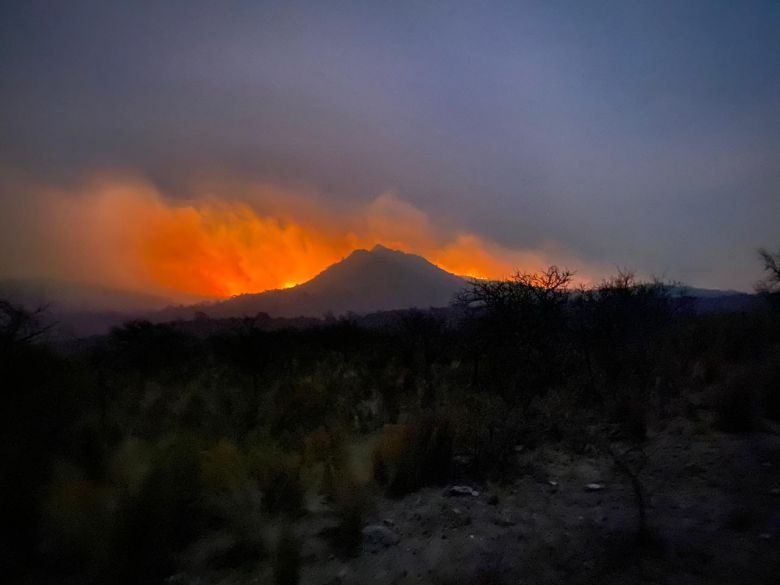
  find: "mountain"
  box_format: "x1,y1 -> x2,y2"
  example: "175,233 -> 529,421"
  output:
2,248 -> 764,338
156,245 -> 469,321
682,288 -> 760,313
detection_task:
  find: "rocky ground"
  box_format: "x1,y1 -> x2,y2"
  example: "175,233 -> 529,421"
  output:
192,417 -> 780,585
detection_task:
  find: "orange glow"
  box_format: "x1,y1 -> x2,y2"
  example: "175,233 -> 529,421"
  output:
33,175 -> 603,299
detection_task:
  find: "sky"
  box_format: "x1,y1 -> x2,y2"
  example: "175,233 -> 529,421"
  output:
1,0 -> 778,298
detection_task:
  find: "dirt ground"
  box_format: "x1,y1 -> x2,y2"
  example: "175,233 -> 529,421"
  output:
190,416 -> 780,585
280,417 -> 780,585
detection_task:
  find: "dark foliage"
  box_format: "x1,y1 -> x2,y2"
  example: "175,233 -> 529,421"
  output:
273,527 -> 301,585
3,253 -> 780,582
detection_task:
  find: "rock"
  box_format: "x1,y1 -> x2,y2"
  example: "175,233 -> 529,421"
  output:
585,483 -> 605,491
446,485 -> 480,497
362,524 -> 400,550
769,487 -> 780,496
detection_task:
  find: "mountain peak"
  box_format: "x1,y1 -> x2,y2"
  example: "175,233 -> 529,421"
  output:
342,244 -> 427,266
348,243 -> 406,259
369,243 -> 399,255
176,245 -> 468,319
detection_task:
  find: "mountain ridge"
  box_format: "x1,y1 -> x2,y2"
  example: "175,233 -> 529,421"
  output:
0,247 -> 763,337
155,245 -> 468,321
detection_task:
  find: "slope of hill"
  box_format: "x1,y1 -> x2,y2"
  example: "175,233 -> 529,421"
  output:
0,278 -> 173,313
0,278 -> 180,338
3,249 -> 764,338
157,245 -> 469,320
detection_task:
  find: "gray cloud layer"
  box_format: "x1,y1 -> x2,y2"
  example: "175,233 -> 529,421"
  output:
1,0 -> 779,290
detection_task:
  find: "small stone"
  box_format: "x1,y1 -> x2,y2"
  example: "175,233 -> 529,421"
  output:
585,483 -> 605,491
548,480 -> 559,487
446,485 -> 480,497
758,533 -> 772,540
769,487 -> 780,496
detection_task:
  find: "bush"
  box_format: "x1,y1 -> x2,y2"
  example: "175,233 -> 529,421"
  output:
201,439 -> 249,493
273,527 -> 301,585
758,349 -> 780,420
612,385 -> 648,442
328,480 -> 371,558
187,486 -> 266,572
374,414 -> 453,497
247,441 -> 305,516
447,392 -> 522,479
99,436 -> 207,583
41,466 -> 111,573
0,322 -> 80,577
715,368 -> 759,433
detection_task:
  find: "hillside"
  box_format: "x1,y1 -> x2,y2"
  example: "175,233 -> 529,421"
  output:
157,245 -> 469,320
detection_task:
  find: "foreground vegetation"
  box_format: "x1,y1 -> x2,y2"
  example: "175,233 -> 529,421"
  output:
2,255 -> 779,584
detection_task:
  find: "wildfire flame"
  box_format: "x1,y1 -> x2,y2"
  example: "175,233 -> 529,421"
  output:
27,175 -> 598,299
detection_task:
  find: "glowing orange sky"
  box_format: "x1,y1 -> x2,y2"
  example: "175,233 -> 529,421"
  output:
26,175 -> 603,299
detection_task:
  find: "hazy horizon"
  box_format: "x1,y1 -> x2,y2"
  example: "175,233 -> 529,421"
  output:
2,1 -> 778,297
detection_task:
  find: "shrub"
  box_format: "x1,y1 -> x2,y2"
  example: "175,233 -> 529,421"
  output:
712,352 -> 780,430
374,414 -> 453,497
273,527 -> 302,585
99,436 -> 207,583
201,439 -> 249,493
247,442 -> 305,516
612,385 -> 648,442
41,466 -> 112,573
758,349 -> 780,420
715,368 -> 758,433
447,392 -> 522,479
328,480 -> 371,558
187,486 -> 266,572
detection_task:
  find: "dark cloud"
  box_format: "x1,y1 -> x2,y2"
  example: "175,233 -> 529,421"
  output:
1,0 -> 778,290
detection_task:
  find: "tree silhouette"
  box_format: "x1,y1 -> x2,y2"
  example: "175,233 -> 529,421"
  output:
757,248 -> 780,293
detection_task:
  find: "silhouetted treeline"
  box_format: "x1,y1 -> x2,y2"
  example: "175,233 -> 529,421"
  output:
1,265 -> 779,584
